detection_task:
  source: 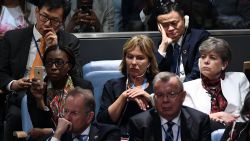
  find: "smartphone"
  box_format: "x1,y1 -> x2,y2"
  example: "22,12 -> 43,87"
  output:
79,2 -> 92,14
34,66 -> 45,81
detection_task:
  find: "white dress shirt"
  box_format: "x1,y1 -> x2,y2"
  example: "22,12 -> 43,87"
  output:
160,113 -> 181,141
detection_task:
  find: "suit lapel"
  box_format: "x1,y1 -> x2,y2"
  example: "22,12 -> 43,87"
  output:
151,109 -> 162,141
181,40 -> 190,68
19,26 -> 35,77
180,108 -> 193,141
89,123 -> 100,141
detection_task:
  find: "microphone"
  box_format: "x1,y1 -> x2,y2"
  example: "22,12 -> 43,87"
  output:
136,70 -> 147,78
136,64 -> 150,78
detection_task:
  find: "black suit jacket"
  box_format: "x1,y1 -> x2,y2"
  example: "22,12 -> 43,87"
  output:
53,122 -> 121,141
97,77 -> 154,136
156,28 -> 210,82
128,106 -> 211,141
221,122 -> 250,141
0,25 -> 81,104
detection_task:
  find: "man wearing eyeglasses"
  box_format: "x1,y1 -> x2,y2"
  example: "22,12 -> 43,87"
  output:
49,87 -> 121,141
0,0 -> 84,140
128,72 -> 211,141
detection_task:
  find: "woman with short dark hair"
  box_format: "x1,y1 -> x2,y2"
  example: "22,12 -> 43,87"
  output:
27,46 -> 93,140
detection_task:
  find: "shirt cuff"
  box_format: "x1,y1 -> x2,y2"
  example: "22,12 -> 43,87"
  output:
50,137 -> 60,141
7,80 -> 15,91
140,10 -> 146,22
158,49 -> 167,57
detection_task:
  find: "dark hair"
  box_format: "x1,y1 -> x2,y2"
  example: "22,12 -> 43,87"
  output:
155,1 -> 185,19
240,91 -> 250,121
36,0 -> 71,20
66,87 -> 95,113
43,46 -> 76,71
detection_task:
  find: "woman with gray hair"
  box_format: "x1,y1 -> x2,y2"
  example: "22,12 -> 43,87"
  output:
183,37 -> 250,130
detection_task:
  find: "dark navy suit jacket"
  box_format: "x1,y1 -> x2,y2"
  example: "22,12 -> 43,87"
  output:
156,28 -> 210,82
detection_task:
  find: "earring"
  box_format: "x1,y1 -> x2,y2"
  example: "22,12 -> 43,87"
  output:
221,67 -> 225,70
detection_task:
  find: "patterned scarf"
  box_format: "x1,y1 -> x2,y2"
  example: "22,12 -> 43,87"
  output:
47,76 -> 74,124
201,72 -> 227,113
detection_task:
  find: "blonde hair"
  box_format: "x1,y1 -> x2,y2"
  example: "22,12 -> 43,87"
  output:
120,35 -> 159,80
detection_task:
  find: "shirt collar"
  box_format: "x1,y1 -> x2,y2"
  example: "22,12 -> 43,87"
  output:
72,125 -> 91,138
33,25 -> 42,41
171,35 -> 183,47
160,112 -> 181,126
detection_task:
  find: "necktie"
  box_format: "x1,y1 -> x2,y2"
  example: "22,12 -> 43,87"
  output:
74,135 -> 88,141
171,44 -> 180,75
29,38 -> 46,79
165,121 -> 174,141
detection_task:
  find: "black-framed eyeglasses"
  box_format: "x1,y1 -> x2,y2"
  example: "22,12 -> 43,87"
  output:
39,13 -> 62,27
155,89 -> 183,99
44,59 -> 69,68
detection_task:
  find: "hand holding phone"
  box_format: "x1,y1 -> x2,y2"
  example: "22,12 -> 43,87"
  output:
34,66 -> 45,81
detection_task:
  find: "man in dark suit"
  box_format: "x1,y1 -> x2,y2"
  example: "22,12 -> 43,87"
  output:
154,1 -> 210,82
50,87 -> 121,141
141,0 -> 215,30
128,72 -> 211,141
0,0 -> 83,140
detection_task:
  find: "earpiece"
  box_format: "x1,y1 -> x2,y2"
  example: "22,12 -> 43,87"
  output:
184,15 -> 189,28
222,67 -> 225,71
198,58 -> 201,70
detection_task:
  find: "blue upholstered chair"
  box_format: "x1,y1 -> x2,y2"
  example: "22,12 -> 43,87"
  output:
83,60 -> 122,77
211,129 -> 225,141
83,60 -> 123,114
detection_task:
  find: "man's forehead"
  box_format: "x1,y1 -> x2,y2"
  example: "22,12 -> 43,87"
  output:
155,78 -> 179,90
157,11 -> 182,21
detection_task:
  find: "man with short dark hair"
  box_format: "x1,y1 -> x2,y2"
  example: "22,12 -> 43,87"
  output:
155,1 -> 210,82
0,0 -> 89,140
50,87 -> 121,141
128,72 -> 211,141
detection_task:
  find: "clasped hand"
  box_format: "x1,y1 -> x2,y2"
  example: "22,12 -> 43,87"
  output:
209,112 -> 240,125
122,88 -> 151,111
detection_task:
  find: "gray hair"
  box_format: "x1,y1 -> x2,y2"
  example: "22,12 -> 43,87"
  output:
66,87 -> 95,113
153,72 -> 183,91
199,37 -> 232,64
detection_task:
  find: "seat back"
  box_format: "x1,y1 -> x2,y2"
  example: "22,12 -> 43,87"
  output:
83,60 -> 123,114
83,60 -> 122,77
243,61 -> 250,81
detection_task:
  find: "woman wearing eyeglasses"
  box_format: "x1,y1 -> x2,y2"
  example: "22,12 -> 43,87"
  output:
26,46 -> 93,140
97,35 -> 159,138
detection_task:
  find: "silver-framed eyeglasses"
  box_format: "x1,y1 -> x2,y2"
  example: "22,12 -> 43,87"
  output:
155,89 -> 183,99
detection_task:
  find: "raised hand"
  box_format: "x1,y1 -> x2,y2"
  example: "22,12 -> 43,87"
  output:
158,23 -> 173,54
54,118 -> 72,140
